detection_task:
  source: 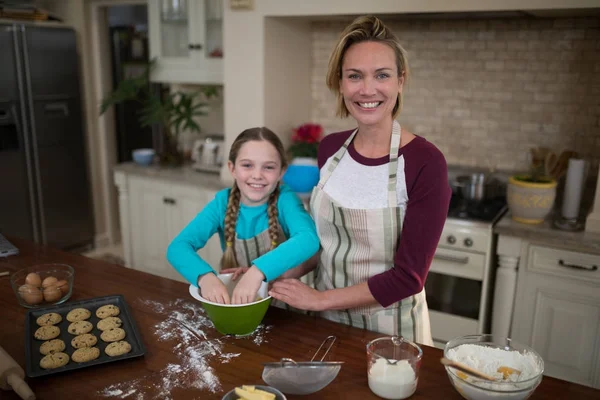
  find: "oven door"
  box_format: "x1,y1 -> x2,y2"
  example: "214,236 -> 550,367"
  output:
425,247 -> 485,345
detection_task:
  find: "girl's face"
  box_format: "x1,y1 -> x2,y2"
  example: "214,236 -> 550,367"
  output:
340,41 -> 403,128
228,140 -> 285,206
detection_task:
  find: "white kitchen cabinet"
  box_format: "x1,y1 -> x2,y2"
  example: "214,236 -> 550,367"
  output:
148,0 -> 223,84
511,244 -> 600,388
114,172 -> 222,283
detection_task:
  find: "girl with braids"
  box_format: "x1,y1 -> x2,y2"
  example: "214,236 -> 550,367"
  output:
167,127 -> 319,305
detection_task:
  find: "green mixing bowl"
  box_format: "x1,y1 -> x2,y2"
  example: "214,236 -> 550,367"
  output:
188,273 -> 272,335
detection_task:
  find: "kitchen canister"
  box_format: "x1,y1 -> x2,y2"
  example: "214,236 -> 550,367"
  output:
554,158 -> 586,231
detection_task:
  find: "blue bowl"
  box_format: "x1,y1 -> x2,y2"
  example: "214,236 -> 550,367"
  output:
283,164 -> 319,193
132,148 -> 155,166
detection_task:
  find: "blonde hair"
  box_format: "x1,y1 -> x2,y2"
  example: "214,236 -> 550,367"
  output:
220,127 -> 287,270
326,15 -> 409,119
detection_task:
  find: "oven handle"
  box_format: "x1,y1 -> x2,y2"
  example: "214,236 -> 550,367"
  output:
434,254 -> 469,264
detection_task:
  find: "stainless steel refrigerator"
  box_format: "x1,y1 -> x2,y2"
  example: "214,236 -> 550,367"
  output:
0,23 -> 94,250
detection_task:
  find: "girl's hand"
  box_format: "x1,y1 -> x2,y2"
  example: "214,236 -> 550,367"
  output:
231,266 -> 265,304
269,279 -> 324,311
198,273 -> 230,304
220,267 -> 249,281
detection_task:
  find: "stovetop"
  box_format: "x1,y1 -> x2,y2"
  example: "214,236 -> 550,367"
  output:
447,193 -> 507,223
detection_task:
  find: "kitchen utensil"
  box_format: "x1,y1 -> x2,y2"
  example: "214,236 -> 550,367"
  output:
443,334 -> 544,400
188,274 -> 272,335
454,173 -> 503,203
366,336 -> 422,400
262,335 -> 343,395
0,345 -> 35,400
191,134 -> 225,173
440,357 -> 496,381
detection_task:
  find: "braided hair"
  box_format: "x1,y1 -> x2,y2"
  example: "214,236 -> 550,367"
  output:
219,127 -> 287,270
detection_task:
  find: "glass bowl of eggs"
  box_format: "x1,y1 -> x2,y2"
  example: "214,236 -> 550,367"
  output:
10,264 -> 74,308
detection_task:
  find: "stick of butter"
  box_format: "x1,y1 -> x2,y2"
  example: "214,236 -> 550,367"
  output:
234,385 -> 276,400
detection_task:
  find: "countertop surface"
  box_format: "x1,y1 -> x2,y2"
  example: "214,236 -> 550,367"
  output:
2,238 -> 599,399
494,212 -> 600,255
113,162 -> 227,191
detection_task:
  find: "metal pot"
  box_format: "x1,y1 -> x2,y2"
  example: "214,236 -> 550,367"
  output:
454,173 -> 503,203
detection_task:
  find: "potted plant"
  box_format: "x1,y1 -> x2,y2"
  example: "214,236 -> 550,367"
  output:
506,148 -> 557,224
283,123 -> 323,194
100,61 -> 218,166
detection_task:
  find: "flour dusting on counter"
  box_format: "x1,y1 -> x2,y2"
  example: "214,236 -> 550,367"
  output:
98,298 -> 272,399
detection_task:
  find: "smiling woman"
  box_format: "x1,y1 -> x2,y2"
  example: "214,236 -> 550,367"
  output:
269,15 -> 452,345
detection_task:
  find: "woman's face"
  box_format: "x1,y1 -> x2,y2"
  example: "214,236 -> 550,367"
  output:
340,41 -> 403,128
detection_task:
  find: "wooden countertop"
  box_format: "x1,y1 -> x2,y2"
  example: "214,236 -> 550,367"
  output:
1,238 -> 597,399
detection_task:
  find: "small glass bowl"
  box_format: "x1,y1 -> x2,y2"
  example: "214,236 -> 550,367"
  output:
366,336 -> 422,399
10,263 -> 74,308
443,334 -> 544,400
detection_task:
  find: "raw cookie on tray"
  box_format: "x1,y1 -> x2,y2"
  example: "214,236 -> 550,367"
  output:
36,312 -> 62,326
66,307 -> 91,322
71,333 -> 98,349
105,340 -> 132,357
97,316 -> 122,331
68,321 -> 94,335
34,325 -> 60,340
40,352 -> 70,369
72,347 -> 100,363
100,327 -> 126,342
96,304 -> 120,319
39,339 -> 66,355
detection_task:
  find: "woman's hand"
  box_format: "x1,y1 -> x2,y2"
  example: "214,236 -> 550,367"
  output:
269,279 -> 325,311
198,273 -> 230,304
220,267 -> 249,281
231,266 -> 265,304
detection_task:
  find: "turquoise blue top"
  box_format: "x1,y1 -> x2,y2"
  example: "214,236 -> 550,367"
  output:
166,184 -> 319,285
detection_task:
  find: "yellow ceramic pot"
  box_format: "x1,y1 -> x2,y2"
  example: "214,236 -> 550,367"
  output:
507,176 -> 557,224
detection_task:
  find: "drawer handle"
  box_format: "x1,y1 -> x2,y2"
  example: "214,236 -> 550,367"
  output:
163,197 -> 176,205
434,254 -> 469,264
558,259 -> 598,271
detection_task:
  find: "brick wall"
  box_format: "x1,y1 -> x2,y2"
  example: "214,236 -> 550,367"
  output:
311,17 -> 600,174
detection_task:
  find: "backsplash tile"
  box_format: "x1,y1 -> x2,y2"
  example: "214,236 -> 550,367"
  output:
310,17 -> 600,174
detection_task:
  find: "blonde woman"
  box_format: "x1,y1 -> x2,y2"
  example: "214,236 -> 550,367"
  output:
270,16 -> 451,345
167,127 -> 319,305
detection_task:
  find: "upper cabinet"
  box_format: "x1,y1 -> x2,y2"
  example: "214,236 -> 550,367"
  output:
148,0 -> 223,84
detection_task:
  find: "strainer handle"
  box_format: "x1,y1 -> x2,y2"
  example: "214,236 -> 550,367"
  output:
311,335 -> 337,362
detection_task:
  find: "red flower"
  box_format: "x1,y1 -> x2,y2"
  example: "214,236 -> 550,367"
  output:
292,123 -> 323,144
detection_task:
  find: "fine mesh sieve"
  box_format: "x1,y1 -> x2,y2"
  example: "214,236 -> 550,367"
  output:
262,335 -> 344,395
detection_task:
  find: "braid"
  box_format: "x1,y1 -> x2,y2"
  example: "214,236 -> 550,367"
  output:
267,185 -> 281,250
220,184 -> 241,270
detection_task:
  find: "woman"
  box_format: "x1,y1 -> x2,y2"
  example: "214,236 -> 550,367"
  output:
269,16 -> 451,345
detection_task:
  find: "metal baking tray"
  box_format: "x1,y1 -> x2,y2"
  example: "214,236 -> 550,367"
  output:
25,294 -> 146,377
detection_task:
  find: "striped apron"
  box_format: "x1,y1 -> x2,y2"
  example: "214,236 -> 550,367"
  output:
309,122 -> 433,345
233,226 -> 290,310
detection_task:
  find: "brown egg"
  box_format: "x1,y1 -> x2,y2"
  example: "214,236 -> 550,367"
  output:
41,276 -> 58,288
55,279 -> 69,295
18,284 -> 43,305
25,272 -> 42,287
43,285 -> 63,303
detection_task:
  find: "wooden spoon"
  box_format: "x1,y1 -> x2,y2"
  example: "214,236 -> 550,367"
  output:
440,357 -> 496,381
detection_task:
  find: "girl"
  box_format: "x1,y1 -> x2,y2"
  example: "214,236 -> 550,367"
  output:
167,127 -> 319,305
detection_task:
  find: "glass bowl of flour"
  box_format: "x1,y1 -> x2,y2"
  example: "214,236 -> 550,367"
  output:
444,334 -> 544,400
366,336 -> 422,399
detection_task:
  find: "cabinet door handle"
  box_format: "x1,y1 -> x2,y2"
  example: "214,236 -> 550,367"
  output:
188,43 -> 203,50
558,259 -> 598,271
163,197 -> 176,205
434,254 -> 469,264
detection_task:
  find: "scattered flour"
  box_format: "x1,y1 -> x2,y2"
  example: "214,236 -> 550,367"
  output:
98,298 -> 272,399
446,343 -> 543,399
